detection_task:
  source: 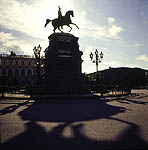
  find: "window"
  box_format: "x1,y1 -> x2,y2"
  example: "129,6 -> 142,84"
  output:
1,69 -> 6,76
21,69 -> 25,77
16,60 -> 19,65
22,61 -> 25,65
3,60 -> 6,65
8,69 -> 13,77
33,69 -> 37,75
27,80 -> 32,86
27,69 -> 32,77
21,80 -> 25,86
9,60 -> 12,65
14,69 -> 19,76
28,61 -> 31,65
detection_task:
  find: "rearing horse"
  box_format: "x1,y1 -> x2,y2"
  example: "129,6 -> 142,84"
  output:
44,10 -> 79,32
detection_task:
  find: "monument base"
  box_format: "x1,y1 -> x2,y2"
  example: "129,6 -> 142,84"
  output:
33,33 -> 90,98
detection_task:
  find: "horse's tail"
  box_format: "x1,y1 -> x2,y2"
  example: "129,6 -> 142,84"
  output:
44,19 -> 51,27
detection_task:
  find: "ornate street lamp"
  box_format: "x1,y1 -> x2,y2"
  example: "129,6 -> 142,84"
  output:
90,49 -> 104,95
33,44 -> 42,85
90,49 -> 103,84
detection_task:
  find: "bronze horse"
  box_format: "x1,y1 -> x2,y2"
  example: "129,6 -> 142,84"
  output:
44,10 -> 79,32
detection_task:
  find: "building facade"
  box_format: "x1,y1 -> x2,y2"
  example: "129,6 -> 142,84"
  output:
0,51 -> 44,87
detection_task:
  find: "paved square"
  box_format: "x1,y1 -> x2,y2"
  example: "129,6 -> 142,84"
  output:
0,90 -> 148,149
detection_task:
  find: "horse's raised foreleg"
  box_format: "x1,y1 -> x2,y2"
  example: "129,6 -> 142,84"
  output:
58,26 -> 63,33
71,23 -> 79,29
53,28 -> 56,33
68,25 -> 72,32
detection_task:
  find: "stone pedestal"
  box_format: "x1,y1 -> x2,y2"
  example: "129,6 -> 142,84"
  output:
38,33 -> 89,96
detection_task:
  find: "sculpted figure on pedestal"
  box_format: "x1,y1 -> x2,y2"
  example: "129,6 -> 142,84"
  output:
44,6 -> 79,33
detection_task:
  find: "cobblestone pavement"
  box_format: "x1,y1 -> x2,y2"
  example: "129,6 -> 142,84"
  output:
0,89 -> 148,150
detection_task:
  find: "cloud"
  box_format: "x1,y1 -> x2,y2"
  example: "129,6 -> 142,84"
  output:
0,0 -> 54,39
0,31 -> 35,55
107,17 -> 115,24
130,42 -> 143,47
136,55 -> 148,62
0,43 -> 24,55
107,17 -> 123,37
103,60 -> 122,67
0,32 -> 17,54
75,12 -> 124,40
81,10 -> 87,16
90,23 -> 123,39
0,32 -> 15,43
109,25 -> 123,37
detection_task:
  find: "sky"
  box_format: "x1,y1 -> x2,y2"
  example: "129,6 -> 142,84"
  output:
0,0 -> 148,73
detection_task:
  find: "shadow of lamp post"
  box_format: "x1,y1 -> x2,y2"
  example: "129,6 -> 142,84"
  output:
33,44 -> 42,86
145,71 -> 148,90
90,49 -> 104,95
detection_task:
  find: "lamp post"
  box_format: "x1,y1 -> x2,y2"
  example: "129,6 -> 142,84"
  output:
145,71 -> 148,90
33,44 -> 42,85
90,49 -> 103,94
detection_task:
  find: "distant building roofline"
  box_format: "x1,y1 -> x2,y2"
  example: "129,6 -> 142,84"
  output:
0,53 -> 35,58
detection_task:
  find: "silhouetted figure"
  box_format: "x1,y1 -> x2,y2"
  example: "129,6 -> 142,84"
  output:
44,9 -> 79,32
58,6 -> 63,29
58,6 -> 62,18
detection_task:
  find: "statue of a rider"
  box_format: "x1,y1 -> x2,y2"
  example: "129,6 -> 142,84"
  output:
45,6 -> 79,32
58,6 -> 63,29
58,6 -> 62,18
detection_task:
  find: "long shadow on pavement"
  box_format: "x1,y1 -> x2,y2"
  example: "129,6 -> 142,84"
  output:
18,98 -> 126,122
1,98 -> 148,149
108,94 -> 148,105
0,101 -> 30,115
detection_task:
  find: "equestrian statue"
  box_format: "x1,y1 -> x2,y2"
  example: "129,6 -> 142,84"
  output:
44,6 -> 79,32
